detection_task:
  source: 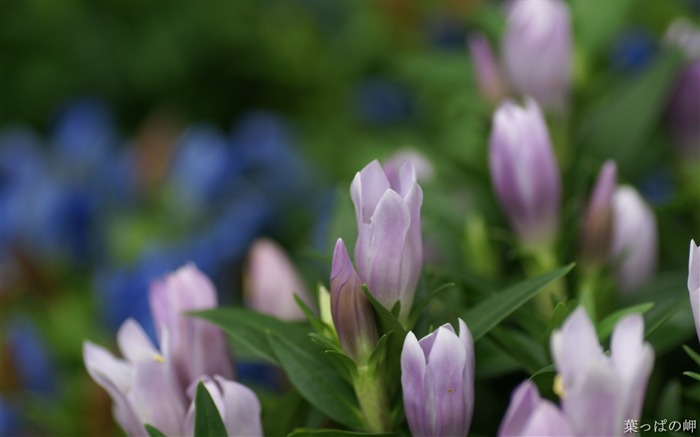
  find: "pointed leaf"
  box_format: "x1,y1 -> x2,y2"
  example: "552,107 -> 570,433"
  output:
194,382 -> 227,437
683,345 -> 700,368
267,332 -> 363,429
597,302 -> 655,342
464,265 -> 574,341
489,326 -> 548,375
144,424 -> 167,437
683,371 -> 700,381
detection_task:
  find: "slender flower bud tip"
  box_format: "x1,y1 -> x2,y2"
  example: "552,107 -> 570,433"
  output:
469,32 -> 508,104
689,240 -> 700,341
581,160 -> 617,266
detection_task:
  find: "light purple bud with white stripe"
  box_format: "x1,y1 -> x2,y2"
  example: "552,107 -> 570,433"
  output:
689,240 -> 700,342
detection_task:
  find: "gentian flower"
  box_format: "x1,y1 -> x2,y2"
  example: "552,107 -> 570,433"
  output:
401,319 -> 474,437
350,160 -> 423,321
580,161 -> 617,267
610,186 -> 657,292
85,264 -> 261,436
5,318 -> 55,396
689,240 -> 700,341
244,238 -> 312,321
330,238 -> 378,363
499,307 -> 654,436
149,264 -> 234,387
502,0 -> 572,111
489,99 -> 561,248
468,33 -> 508,105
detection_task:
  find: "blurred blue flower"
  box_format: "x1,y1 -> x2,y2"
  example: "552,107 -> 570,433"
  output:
611,28 -> 657,72
354,78 -> 413,125
52,98 -> 115,176
169,125 -> 241,207
0,396 -> 20,437
639,168 -> 675,206
5,318 -> 55,395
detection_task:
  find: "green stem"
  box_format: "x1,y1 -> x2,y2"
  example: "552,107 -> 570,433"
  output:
525,245 -> 566,318
353,365 -> 390,433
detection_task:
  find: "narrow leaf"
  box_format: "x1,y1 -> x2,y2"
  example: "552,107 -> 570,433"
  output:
683,345 -> 700,368
194,382 -> 227,437
464,265 -> 574,341
267,332 -> 363,429
597,302 -> 655,342
144,424 -> 167,437
683,371 -> 700,381
489,326 -> 548,375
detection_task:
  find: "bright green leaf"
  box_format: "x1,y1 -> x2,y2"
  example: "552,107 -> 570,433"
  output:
683,371 -> 700,381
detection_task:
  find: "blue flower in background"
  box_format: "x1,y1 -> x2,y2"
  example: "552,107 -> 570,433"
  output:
611,28 -> 657,72
354,78 -> 413,125
52,98 -> 115,176
5,318 -> 55,396
169,125 -> 242,207
0,396 -> 20,437
425,13 -> 467,50
639,168 -> 675,206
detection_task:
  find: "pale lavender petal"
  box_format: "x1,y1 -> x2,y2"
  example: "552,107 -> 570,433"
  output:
469,33 -> 508,104
83,342 -> 144,436
215,376 -> 263,437
418,322 -> 454,358
689,240 -> 700,298
384,149 -> 434,185
117,319 -> 159,363
498,381 -> 542,437
520,401 -> 574,437
244,238 -> 311,321
401,332 -> 427,436
610,186 -> 658,292
561,364 -> 622,437
610,315 -> 654,422
581,160 -> 617,264
551,307 -> 606,388
130,359 -> 187,436
362,189 -> 411,311
424,326 -> 468,436
350,160 -> 391,225
457,319 -> 475,431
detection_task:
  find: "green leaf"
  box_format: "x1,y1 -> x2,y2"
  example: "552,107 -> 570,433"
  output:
572,0 -> 633,58
578,51 -> 683,177
474,337 -> 521,379
683,345 -> 700,368
529,364 -> 557,381
194,382 -> 228,437
144,424 -> 167,437
288,429 -> 394,437
191,308 -> 309,364
489,326 -> 548,375
408,282 -> 455,326
543,302 -> 572,346
596,302 -> 655,342
362,285 -> 405,336
295,294 -> 332,336
464,264 -> 574,341
267,332 -> 363,429
658,379 -> 682,422
645,296 -> 688,338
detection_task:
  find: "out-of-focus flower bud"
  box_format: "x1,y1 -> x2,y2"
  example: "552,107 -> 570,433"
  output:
688,240 -> 700,342
149,264 -> 234,388
667,62 -> 700,160
610,186 -> 658,292
489,99 -> 561,248
502,0 -> 572,111
468,33 -> 508,104
580,161 -> 617,267
350,160 -> 423,321
330,239 -> 378,363
401,319 -> 474,437
244,238 -> 312,321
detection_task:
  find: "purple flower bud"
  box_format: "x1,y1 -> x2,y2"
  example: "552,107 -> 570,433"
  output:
489,99 -> 561,247
667,62 -> 700,160
580,161 -> 617,266
689,240 -> 700,341
502,0 -> 572,111
330,238 -> 378,363
244,238 -> 312,321
401,319 -> 474,437
500,307 -> 654,436
149,264 -> 234,390
468,33 -> 508,104
350,160 -> 423,321
609,186 -> 658,292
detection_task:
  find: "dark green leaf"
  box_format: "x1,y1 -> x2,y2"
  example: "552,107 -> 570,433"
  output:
683,371 -> 700,381
191,308 -> 309,364
658,379 -> 682,422
267,332 -> 363,429
464,264 -> 574,341
645,296 -> 688,338
295,294 -> 331,336
489,326 -> 548,375
362,285 -> 405,336
408,282 -> 455,326
194,382 -> 228,437
529,364 -> 556,381
288,429 -> 394,437
543,302 -> 572,346
597,302 -> 655,342
144,424 -> 166,437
